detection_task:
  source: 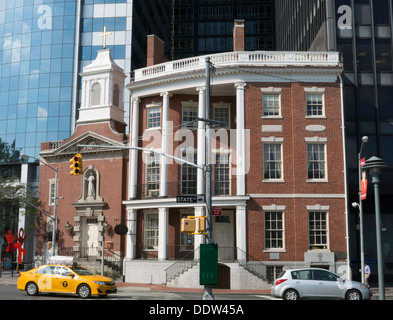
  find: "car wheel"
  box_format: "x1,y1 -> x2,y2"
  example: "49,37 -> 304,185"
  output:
283,289 -> 299,300
26,282 -> 39,296
346,289 -> 361,300
77,284 -> 91,299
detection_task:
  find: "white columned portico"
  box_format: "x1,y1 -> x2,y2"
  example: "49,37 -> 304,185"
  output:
160,92 -> 171,197
158,207 -> 169,260
126,208 -> 137,260
129,97 -> 140,199
196,87 -> 206,195
235,82 -> 246,196
195,87 -> 206,252
236,204 -> 247,261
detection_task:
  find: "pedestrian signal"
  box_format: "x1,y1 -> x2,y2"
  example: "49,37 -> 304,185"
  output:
105,242 -> 114,250
70,153 -> 83,176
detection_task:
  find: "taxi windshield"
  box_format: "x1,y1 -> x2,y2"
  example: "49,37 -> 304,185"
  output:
70,266 -> 95,276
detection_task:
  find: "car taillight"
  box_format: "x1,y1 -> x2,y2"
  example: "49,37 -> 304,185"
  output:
275,279 -> 288,285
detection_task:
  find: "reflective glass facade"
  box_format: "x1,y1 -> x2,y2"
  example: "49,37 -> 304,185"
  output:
172,0 -> 275,60
0,0 -> 78,158
275,0 -> 393,281
0,0 -> 167,159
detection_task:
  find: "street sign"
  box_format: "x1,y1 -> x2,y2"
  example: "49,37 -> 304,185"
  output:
176,195 -> 205,203
212,207 -> 222,216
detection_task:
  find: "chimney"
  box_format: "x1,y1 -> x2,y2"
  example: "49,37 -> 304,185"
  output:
147,35 -> 167,67
233,20 -> 245,51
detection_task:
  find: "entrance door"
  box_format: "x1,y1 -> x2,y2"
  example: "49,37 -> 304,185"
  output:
213,210 -> 234,260
83,218 -> 98,257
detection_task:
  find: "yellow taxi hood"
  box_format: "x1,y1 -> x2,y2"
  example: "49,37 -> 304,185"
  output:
82,275 -> 114,282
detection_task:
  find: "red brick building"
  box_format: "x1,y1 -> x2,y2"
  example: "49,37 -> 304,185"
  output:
36,21 -> 347,289
36,49 -> 129,267
123,22 -> 347,289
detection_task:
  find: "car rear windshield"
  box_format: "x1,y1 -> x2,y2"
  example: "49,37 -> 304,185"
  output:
70,266 -> 95,276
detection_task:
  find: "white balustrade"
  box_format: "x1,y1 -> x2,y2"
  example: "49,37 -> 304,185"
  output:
133,51 -> 340,82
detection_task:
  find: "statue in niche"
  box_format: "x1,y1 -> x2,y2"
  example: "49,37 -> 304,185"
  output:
85,171 -> 96,200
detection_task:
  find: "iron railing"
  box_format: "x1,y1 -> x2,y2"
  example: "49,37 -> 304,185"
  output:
165,247 -> 199,283
164,246 -> 268,283
133,179 -> 236,200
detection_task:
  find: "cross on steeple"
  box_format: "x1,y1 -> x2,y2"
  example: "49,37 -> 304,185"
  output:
98,26 -> 112,49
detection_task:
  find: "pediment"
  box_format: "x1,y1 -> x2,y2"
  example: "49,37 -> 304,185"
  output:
41,131 -> 127,159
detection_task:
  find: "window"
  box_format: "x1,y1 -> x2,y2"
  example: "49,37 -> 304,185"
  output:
214,152 -> 230,195
182,104 -> 198,127
264,212 -> 284,250
214,105 -> 230,128
144,213 -> 159,250
309,211 -> 328,249
145,153 -> 160,197
147,107 -> 161,129
91,83 -> 101,106
307,143 -> 326,180
49,179 -> 56,206
113,84 -> 120,107
313,270 -> 339,282
306,93 -> 324,116
267,266 -> 283,283
181,151 -> 197,195
36,266 -> 55,275
263,144 -> 283,180
262,94 -> 280,117
291,270 -> 312,280
55,266 -> 71,276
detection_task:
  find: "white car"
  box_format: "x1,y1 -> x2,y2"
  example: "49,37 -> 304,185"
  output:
271,268 -> 371,300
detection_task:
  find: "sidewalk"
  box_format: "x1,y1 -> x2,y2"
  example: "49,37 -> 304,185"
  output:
2,270 -> 393,299
116,282 -> 271,295
117,281 -> 393,298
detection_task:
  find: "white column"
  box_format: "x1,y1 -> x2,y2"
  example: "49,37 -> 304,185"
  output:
236,205 -> 247,262
196,87 -> 206,195
235,82 -> 246,196
126,209 -> 137,260
160,92 -> 171,197
129,97 -> 140,199
158,207 -> 169,260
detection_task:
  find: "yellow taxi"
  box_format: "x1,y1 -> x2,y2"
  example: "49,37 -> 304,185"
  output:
17,264 -> 117,298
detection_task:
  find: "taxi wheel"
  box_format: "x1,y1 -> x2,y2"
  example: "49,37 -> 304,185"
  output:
77,284 -> 91,299
26,282 -> 39,296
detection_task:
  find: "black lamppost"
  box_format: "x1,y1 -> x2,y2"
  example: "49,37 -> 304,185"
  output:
362,156 -> 388,300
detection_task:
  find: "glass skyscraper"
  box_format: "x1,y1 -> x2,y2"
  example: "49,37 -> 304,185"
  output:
1,0 -> 79,159
0,0 -> 170,263
0,0 -> 170,159
275,0 -> 393,281
172,0 -> 275,60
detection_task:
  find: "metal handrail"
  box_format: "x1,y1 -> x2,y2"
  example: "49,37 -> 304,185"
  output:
236,247 -> 267,281
165,247 -> 199,283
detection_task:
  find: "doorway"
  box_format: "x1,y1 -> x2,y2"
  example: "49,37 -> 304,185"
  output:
217,264 -> 230,289
213,210 -> 234,260
82,217 -> 99,257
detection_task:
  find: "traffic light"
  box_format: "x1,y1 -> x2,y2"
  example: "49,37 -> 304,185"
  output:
197,216 -> 206,234
181,216 -> 207,235
105,242 -> 114,250
181,218 -> 195,234
69,153 -> 83,176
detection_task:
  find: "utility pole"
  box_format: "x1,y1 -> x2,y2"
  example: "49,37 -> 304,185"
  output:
202,57 -> 214,301
205,57 -> 213,246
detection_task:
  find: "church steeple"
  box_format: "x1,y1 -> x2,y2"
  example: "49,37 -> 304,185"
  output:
76,36 -> 127,129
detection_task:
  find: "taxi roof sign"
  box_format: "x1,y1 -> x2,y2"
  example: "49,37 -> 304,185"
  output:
48,256 -> 76,265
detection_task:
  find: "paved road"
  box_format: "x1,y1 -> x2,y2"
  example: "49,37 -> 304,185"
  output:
0,276 -> 277,301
